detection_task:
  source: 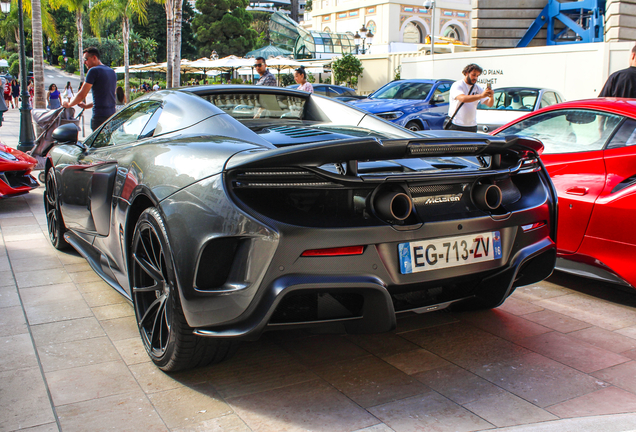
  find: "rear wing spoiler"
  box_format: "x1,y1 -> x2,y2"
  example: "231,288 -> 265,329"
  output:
225,134 -> 542,172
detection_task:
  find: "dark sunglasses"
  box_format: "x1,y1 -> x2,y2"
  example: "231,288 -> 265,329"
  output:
254,63 -> 264,67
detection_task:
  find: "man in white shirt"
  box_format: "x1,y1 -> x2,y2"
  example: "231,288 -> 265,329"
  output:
153,82 -> 160,91
447,64 -> 494,132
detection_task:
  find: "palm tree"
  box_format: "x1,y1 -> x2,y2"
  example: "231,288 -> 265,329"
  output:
22,0 -> 58,109
164,0 -> 173,88
49,0 -> 91,83
90,0 -> 149,101
0,5 -> 25,49
171,0 -> 182,87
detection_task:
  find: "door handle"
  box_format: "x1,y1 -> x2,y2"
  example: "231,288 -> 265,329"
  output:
566,187 -> 589,196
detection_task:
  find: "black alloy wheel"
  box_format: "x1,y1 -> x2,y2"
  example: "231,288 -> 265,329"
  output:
131,207 -> 238,372
405,121 -> 422,131
44,169 -> 69,250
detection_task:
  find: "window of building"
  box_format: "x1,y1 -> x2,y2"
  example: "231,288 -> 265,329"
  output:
403,22 -> 423,43
443,25 -> 461,40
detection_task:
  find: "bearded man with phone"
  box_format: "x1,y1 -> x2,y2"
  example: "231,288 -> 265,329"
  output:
444,63 -> 494,132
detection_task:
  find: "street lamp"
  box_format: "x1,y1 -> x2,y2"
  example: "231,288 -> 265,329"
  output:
423,0 -> 435,59
3,0 -> 35,152
354,24 -> 374,55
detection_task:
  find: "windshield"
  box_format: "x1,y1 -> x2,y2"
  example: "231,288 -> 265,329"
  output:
371,81 -> 433,100
498,109 -> 622,154
478,89 -> 539,111
202,93 -> 306,119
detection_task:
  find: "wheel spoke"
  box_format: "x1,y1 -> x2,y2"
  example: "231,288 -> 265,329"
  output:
132,279 -> 165,293
150,234 -> 162,275
139,296 -> 163,330
150,295 -> 167,349
45,190 -> 55,206
132,251 -> 164,284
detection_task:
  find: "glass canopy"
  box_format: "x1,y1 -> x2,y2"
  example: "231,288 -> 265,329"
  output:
269,12 -> 356,59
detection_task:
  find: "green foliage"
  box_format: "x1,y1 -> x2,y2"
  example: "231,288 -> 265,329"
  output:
66,58 -> 79,73
57,54 -> 65,66
394,65 -> 401,81
251,11 -> 270,48
128,31 -> 159,64
193,0 -> 258,58
130,90 -> 147,101
305,0 -> 312,11
133,0 -> 197,62
8,53 -> 19,66
331,53 -> 363,88
48,7 -> 76,65
7,56 -> 33,77
9,60 -> 19,77
280,73 -> 294,87
180,0 -> 198,60
307,72 -> 315,84
83,36 -> 123,67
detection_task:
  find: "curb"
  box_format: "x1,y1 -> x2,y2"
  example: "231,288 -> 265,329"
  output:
45,63 -> 81,80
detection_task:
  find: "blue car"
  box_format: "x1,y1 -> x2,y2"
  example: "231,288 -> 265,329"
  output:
350,79 -> 454,131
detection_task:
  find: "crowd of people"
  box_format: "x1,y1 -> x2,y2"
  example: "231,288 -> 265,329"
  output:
1,52 -> 317,129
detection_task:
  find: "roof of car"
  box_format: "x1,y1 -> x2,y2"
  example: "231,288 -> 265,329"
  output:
389,79 -> 454,84
492,87 -> 549,92
492,98 -> 636,134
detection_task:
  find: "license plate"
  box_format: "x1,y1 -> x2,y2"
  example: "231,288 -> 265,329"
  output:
398,231 -> 502,274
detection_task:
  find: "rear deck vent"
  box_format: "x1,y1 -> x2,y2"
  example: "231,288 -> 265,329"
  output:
269,126 -> 331,138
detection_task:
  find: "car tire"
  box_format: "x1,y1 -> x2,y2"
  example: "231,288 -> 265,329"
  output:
44,169 -> 69,250
131,208 -> 238,372
405,121 -> 422,131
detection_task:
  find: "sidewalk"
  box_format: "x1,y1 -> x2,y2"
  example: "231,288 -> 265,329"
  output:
1,63 -> 93,150
4,112 -> 636,431
1,106 -> 92,151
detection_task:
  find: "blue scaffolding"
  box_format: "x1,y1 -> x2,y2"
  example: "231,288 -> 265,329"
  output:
517,0 -> 606,47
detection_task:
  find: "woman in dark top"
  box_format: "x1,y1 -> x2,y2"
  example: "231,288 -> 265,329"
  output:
47,83 -> 61,109
11,80 -> 19,108
115,86 -> 127,111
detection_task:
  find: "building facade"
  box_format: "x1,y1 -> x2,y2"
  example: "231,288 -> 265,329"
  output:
310,0 -> 472,54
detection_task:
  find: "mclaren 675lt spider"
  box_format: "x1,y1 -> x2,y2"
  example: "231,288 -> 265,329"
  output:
41,85 -> 557,371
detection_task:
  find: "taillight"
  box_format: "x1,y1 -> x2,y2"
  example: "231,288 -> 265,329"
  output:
301,246 -> 365,257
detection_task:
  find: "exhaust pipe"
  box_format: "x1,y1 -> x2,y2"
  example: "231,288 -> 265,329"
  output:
374,191 -> 413,221
473,183 -> 502,211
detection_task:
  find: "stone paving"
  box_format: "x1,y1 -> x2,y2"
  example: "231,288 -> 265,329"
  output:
3,107 -> 636,431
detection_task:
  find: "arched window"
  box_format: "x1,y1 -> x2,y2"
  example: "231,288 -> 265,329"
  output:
403,22 -> 423,43
367,20 -> 376,35
443,25 -> 461,41
323,26 -> 331,33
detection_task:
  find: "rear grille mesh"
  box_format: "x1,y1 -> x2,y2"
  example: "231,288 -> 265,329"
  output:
269,126 -> 331,138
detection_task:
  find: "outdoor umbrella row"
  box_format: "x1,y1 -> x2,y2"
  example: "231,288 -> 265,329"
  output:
114,55 -> 327,85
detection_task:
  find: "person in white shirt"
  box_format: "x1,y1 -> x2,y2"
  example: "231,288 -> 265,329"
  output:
153,82 -> 160,91
447,64 -> 494,132
63,81 -> 74,102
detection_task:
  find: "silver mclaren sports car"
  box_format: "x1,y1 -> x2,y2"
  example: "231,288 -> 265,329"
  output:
41,85 -> 557,371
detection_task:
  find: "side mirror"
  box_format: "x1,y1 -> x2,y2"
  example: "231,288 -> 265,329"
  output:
52,123 -> 79,145
431,94 -> 445,104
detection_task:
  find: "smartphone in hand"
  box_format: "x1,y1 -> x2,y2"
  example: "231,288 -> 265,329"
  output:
486,82 -> 492,90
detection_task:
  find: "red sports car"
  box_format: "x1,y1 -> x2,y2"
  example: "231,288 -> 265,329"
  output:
0,142 -> 39,198
493,98 -> 636,289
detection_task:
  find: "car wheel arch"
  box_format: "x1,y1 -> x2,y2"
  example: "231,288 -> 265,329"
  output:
124,193 -> 159,273
405,119 -> 425,131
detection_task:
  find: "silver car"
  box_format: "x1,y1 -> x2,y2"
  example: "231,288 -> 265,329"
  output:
477,87 -> 565,133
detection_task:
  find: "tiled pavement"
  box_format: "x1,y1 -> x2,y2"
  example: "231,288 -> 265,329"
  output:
3,112 -> 636,432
